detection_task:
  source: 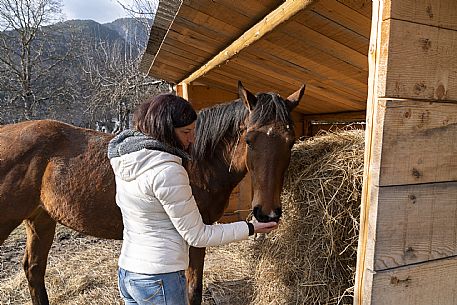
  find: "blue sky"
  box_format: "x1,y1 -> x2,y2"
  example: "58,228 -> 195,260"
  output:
62,0 -> 134,24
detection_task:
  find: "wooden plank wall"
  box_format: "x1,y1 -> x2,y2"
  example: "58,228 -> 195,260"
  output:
355,0 -> 457,304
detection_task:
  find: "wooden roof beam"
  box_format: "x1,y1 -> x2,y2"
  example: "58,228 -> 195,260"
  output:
180,0 -> 319,85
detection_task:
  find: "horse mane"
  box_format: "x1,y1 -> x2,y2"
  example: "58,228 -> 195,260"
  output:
249,92 -> 294,127
192,99 -> 246,162
191,92 -> 294,162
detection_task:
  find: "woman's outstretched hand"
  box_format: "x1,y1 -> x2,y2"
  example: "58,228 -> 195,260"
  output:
252,221 -> 278,234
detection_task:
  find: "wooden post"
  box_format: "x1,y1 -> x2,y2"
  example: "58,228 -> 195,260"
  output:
354,0 -> 384,303
175,82 -> 188,100
355,0 -> 457,304
290,111 -> 305,138
302,119 -> 312,138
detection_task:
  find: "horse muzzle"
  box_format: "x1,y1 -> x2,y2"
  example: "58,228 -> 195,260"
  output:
253,206 -> 282,223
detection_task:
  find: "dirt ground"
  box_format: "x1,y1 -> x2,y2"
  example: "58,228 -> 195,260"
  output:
0,224 -> 253,305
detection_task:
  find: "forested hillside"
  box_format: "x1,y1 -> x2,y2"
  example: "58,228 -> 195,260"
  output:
0,17 -> 168,131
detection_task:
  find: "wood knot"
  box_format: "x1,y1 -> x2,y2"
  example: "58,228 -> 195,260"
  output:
436,84 -> 446,100
419,111 -> 430,125
369,44 -> 376,54
408,194 -> 416,203
413,83 -> 427,95
404,111 -> 411,118
412,168 -> 422,179
426,4 -> 434,19
391,276 -> 411,286
419,38 -> 431,52
404,246 -> 417,260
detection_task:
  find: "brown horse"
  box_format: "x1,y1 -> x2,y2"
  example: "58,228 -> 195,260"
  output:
0,81 -> 304,305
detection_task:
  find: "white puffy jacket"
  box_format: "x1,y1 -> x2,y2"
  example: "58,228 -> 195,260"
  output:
110,148 -> 249,274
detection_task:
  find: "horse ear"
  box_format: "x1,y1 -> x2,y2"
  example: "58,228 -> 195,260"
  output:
238,81 -> 257,112
286,84 -> 306,111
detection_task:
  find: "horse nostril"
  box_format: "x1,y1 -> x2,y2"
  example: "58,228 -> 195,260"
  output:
275,208 -> 282,219
253,206 -> 268,223
253,206 -> 282,223
253,206 -> 260,215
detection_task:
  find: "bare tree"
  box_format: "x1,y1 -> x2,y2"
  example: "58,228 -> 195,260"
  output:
66,0 -> 169,132
0,0 -> 168,128
0,0 -> 68,121
79,34 -> 169,132
118,0 -> 159,29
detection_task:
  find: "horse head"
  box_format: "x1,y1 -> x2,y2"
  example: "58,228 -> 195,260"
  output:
238,81 -> 305,223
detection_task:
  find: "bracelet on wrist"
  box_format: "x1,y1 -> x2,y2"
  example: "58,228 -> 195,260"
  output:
246,222 -> 255,236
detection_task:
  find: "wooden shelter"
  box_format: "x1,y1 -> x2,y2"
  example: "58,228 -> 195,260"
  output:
140,0 -> 457,303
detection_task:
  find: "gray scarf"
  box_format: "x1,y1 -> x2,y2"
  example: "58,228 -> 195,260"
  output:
107,129 -> 191,161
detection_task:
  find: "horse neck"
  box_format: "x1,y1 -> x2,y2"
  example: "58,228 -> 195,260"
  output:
188,133 -> 247,195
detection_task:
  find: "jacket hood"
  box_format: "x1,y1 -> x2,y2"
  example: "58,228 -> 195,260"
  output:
107,129 -> 188,181
110,149 -> 181,181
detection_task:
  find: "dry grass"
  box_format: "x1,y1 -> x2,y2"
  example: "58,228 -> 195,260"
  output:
0,129 -> 364,305
203,241 -> 254,305
248,130 -> 364,305
0,225 -> 253,305
0,225 -> 123,305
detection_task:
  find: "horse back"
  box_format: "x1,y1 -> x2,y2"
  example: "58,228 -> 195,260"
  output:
0,120 -> 64,219
0,120 -> 123,239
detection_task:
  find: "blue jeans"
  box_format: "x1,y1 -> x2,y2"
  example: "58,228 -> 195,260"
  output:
118,268 -> 188,305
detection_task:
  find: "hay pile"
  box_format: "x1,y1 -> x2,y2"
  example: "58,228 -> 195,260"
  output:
203,241 -> 254,305
249,130 -> 364,305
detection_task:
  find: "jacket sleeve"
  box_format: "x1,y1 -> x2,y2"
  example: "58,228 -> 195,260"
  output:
151,163 -> 249,248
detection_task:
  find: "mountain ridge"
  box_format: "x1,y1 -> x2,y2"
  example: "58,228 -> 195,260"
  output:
0,17 -> 166,128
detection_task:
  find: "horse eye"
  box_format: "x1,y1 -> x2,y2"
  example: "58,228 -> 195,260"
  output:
245,137 -> 253,148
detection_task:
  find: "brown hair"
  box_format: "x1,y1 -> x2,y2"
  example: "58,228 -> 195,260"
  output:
133,94 -> 197,150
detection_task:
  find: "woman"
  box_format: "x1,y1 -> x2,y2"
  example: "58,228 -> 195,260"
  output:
107,94 -> 278,305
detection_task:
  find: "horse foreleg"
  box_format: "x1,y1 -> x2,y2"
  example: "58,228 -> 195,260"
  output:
186,246 -> 206,305
23,208 -> 56,305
